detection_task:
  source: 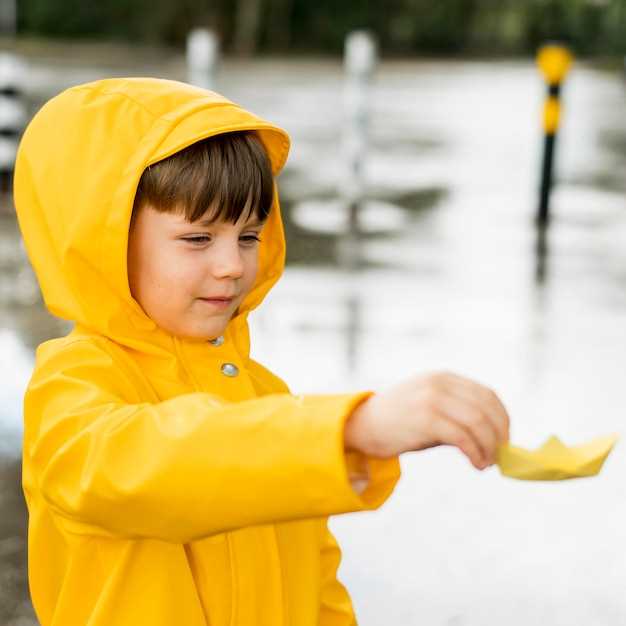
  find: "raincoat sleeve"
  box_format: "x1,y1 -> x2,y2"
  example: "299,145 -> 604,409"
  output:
24,339 -> 401,543
318,519 -> 359,625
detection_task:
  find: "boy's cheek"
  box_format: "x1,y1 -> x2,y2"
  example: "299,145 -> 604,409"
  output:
156,261 -> 198,294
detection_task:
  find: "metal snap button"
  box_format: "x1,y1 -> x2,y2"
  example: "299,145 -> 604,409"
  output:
221,363 -> 239,377
209,336 -> 224,347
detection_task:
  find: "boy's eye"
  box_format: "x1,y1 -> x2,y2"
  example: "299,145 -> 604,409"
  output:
181,235 -> 262,245
183,236 -> 210,244
240,235 -> 262,244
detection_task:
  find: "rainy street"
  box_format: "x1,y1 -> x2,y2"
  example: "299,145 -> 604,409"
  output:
2,45 -> 626,625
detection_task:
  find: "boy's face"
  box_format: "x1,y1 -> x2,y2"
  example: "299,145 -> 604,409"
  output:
127,204 -> 263,341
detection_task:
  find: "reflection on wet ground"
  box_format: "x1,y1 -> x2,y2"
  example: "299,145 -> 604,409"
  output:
0,459 -> 31,625
281,183 -> 447,266
2,50 -> 626,624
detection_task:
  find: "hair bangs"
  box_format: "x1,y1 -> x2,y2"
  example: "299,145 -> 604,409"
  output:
132,130 -> 274,227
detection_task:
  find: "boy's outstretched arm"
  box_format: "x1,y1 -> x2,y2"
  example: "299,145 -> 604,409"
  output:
344,372 -> 510,468
23,339 -> 400,543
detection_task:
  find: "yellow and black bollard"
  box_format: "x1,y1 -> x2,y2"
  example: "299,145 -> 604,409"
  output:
536,43 -> 573,226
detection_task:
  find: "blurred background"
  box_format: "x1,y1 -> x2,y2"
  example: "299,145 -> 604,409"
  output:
5,0 -> 626,56
2,1 -> 626,625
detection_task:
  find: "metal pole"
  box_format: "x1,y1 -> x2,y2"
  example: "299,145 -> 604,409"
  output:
538,85 -> 560,225
536,44 -> 572,226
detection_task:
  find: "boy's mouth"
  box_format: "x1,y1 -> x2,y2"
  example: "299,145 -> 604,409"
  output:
198,296 -> 235,307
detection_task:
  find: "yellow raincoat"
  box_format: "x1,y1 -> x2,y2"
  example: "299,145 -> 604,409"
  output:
14,77 -> 401,626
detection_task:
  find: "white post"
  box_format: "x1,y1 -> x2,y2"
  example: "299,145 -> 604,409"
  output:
0,52 -> 27,191
186,29 -> 220,91
342,31 -> 376,221
340,30 -> 377,267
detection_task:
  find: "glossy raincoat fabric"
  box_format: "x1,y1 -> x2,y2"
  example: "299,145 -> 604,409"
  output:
14,77 -> 402,626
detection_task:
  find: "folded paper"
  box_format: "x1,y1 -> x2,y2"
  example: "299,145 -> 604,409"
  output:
496,434 -> 619,480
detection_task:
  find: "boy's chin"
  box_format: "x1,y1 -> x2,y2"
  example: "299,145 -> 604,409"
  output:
155,311 -> 234,343
194,330 -> 226,343
170,323 -> 228,343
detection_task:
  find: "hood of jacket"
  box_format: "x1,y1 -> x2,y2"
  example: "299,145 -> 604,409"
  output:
14,77 -> 290,359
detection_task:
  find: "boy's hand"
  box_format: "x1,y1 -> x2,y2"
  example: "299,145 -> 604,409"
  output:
344,372 -> 510,470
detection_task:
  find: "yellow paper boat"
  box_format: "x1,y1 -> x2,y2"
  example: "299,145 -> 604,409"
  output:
496,434 -> 619,480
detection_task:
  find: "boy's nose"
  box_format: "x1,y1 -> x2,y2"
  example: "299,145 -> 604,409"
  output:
211,243 -> 245,279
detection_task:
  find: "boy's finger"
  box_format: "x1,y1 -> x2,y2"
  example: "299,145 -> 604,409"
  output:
437,392 -> 499,464
441,373 -> 510,442
445,383 -> 508,448
430,414 -> 487,470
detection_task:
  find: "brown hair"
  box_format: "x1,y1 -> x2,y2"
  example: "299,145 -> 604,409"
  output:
131,130 -> 274,227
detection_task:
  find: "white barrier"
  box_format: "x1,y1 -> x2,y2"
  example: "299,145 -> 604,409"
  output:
186,29 -> 220,91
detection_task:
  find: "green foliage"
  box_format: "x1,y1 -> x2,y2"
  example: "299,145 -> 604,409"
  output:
15,0 -> 626,55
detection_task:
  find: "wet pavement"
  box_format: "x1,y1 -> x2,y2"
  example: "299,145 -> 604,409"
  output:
2,45 -> 626,625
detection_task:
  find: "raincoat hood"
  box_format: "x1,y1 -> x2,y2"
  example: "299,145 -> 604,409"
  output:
14,77 -> 290,357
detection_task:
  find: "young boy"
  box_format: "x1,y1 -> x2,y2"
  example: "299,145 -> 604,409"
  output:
14,77 -> 509,626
